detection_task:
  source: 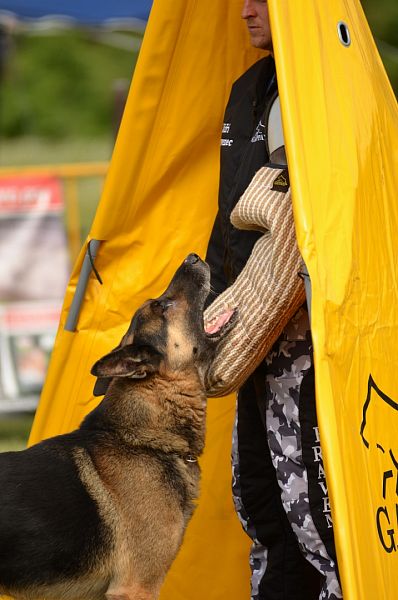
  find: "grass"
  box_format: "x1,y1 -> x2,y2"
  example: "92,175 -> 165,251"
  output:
0,135 -> 114,166
0,413 -> 34,452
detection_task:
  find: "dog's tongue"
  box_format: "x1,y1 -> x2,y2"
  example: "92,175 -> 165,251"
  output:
205,309 -> 235,334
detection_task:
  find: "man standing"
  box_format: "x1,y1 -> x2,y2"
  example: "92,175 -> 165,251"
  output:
205,2 -> 342,599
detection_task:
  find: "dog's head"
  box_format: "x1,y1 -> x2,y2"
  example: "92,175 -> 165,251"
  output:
91,254 -> 237,395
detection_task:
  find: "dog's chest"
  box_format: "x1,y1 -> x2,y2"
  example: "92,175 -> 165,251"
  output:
81,448 -> 197,532
80,448 -> 198,577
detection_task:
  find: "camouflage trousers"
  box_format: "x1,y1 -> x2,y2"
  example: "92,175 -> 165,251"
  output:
232,308 -> 342,600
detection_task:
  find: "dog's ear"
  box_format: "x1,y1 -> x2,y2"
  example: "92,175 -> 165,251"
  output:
93,376 -> 112,397
92,330 -> 136,396
91,344 -> 161,382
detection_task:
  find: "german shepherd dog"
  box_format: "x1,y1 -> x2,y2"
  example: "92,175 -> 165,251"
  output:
0,254 -> 236,600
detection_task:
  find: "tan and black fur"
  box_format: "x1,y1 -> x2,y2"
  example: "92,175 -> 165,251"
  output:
0,254 -> 236,600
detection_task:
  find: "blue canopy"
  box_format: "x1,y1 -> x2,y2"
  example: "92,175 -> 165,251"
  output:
0,1 -> 152,26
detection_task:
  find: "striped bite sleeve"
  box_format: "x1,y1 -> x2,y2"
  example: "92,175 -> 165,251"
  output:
204,166 -> 306,397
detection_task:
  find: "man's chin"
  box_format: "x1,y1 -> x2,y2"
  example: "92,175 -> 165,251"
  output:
250,37 -> 272,51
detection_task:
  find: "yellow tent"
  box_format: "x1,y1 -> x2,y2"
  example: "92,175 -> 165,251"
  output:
29,1 -> 398,599
271,1 -> 398,598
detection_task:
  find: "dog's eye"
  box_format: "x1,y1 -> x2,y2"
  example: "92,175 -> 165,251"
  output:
151,300 -> 172,315
151,300 -> 163,315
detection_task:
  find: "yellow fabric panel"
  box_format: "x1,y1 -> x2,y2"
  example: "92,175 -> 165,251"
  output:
28,1 -> 264,598
270,0 -> 398,597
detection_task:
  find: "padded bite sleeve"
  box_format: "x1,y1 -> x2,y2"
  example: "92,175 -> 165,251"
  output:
204,165 -> 305,397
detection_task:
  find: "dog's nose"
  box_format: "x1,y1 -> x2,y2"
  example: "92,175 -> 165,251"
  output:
184,253 -> 201,265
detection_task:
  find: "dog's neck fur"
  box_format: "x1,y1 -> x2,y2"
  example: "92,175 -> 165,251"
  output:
82,368 -> 207,459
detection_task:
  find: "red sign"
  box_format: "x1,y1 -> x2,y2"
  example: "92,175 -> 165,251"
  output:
0,303 -> 62,332
0,175 -> 63,216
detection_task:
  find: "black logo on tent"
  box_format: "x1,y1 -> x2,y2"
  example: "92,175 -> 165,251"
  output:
360,375 -> 398,553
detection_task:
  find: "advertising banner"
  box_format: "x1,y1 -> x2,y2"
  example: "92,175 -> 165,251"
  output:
0,302 -> 61,411
0,175 -> 68,411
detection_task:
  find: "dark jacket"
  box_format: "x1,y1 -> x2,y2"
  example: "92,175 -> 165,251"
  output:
205,56 -> 277,298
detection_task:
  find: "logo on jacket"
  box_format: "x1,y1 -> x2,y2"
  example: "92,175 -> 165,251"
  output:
360,375 -> 398,553
251,119 -> 265,143
221,122 -> 234,147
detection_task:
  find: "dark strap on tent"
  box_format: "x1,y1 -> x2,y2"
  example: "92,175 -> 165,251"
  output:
64,239 -> 102,332
88,239 -> 103,285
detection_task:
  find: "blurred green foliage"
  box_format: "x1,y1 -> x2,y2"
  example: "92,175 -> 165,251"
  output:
362,0 -> 398,95
0,30 -> 140,138
362,0 -> 398,46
